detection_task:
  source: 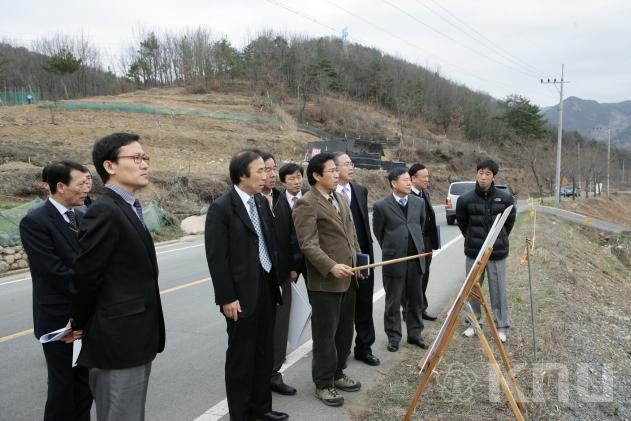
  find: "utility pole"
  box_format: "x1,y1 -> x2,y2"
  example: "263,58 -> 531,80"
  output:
577,142 -> 581,194
541,64 -> 568,207
607,128 -> 611,197
593,126 -> 611,197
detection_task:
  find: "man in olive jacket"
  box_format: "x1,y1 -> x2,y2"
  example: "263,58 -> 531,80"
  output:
292,152 -> 362,408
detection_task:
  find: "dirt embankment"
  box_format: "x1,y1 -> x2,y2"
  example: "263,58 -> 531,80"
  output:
561,193 -> 631,228
1,86 -> 539,218
357,207 -> 631,420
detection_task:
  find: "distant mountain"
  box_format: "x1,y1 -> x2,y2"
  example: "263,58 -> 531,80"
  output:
542,96 -> 631,148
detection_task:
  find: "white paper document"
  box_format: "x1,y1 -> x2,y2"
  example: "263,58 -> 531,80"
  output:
39,326 -> 72,343
72,340 -> 82,367
287,282 -> 312,348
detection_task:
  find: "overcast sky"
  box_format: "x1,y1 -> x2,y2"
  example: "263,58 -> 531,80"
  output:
2,0 -> 630,107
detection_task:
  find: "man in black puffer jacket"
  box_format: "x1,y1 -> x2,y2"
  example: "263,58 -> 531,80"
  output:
456,159 -> 516,343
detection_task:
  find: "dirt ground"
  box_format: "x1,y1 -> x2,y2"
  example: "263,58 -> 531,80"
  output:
0,86 -> 538,216
356,203 -> 631,420
560,193 -> 631,228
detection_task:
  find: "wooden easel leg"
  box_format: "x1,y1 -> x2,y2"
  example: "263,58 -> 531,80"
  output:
404,356 -> 439,420
465,305 -> 525,421
474,284 -> 527,411
405,248 -> 498,420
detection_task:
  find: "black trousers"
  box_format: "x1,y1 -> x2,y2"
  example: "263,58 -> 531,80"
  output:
42,341 -> 92,421
385,260 -> 424,342
421,251 -> 432,313
225,269 -> 275,421
353,271 -> 376,356
271,280 -> 292,383
402,243 -> 432,317
308,284 -> 356,389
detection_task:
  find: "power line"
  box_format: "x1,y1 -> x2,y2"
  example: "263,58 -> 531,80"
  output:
423,0 -> 547,77
380,0 -> 540,80
318,0 -> 517,90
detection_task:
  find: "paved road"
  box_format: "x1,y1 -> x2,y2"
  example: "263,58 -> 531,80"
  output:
0,206 -> 466,421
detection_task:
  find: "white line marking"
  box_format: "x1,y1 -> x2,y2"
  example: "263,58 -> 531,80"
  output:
0,243 -> 205,287
156,243 -> 204,255
0,277 -> 31,286
193,234 -> 462,421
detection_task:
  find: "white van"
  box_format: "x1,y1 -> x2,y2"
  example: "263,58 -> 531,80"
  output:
445,181 -> 475,225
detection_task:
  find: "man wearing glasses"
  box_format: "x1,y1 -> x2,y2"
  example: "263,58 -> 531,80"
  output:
260,152 -> 300,397
293,152 -> 363,408
333,152 -> 379,367
64,132 -> 165,421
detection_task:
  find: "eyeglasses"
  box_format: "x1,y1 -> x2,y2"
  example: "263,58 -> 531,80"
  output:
118,154 -> 150,165
339,162 -> 354,168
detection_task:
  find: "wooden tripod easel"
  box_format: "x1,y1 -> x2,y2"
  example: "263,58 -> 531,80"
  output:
404,246 -> 527,420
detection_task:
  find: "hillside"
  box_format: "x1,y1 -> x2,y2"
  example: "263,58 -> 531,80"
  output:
359,200 -> 631,420
0,86 -> 537,220
542,96 -> 631,148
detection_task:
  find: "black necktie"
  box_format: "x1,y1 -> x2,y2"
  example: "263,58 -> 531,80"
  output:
66,210 -> 78,232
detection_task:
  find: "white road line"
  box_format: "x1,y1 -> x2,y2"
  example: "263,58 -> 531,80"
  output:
156,243 -> 204,255
193,234 -> 462,421
0,242 -> 205,287
0,277 -> 31,286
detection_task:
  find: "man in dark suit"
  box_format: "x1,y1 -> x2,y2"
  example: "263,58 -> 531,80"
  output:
205,149 -> 288,421
293,152 -> 362,408
64,133 -> 165,421
409,163 -> 439,321
260,152 -> 299,396
332,152 -> 379,367
373,167 -> 429,352
20,160 -> 93,421
279,162 -> 309,280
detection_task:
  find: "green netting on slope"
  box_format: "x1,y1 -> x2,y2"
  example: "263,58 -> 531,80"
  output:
0,90 -> 41,106
38,101 -> 279,123
142,201 -> 172,233
0,199 -> 43,246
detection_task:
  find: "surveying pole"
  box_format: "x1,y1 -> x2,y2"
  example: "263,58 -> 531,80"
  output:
541,64 -> 567,207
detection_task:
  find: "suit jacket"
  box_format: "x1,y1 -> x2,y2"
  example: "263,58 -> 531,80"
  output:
349,182 -> 374,261
412,189 -> 439,250
20,200 -> 83,338
372,194 -> 426,278
270,187 -> 300,284
205,187 -> 282,318
292,189 -> 360,292
287,188 -> 309,277
71,189 -> 165,369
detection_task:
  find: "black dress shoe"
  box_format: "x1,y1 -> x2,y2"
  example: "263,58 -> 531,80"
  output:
271,381 -> 297,396
422,312 -> 437,321
407,337 -> 429,349
387,341 -> 399,352
249,410 -> 289,421
355,352 -> 381,366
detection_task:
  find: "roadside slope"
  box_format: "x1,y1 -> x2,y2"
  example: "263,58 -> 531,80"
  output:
358,211 -> 631,420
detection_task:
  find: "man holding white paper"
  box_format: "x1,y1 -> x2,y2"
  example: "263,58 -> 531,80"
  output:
20,160 -> 93,421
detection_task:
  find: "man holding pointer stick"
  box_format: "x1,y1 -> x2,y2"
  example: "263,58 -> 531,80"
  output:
372,167 -> 429,352
292,152 -> 364,408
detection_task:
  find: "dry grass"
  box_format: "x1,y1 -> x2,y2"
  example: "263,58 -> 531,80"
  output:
357,209 -> 631,420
